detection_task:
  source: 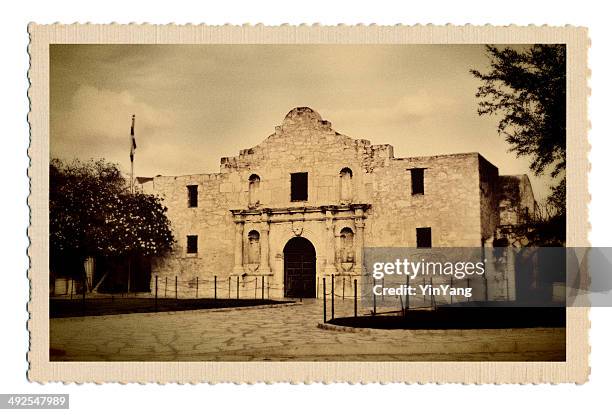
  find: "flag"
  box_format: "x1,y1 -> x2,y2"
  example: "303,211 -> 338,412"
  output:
130,114 -> 137,162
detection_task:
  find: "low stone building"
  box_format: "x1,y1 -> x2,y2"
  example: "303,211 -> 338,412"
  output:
139,107 -> 535,300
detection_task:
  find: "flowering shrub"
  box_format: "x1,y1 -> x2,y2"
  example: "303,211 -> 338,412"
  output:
50,159 -> 175,265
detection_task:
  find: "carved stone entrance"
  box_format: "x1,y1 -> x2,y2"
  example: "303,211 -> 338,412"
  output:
283,237 -> 316,298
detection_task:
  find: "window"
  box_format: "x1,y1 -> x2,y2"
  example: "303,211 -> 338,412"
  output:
410,168 -> 425,195
186,235 -> 198,254
290,172 -> 308,202
187,185 -> 198,207
416,227 -> 432,248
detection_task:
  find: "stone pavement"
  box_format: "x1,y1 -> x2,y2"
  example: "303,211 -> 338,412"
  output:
50,299 -> 565,361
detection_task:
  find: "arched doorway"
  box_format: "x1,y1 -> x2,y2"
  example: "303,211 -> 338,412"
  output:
283,237 -> 316,298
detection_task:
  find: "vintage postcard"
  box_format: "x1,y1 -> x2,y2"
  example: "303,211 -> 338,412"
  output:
28,24 -> 589,383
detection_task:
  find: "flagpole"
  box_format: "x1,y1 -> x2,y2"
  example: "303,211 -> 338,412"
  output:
130,114 -> 136,195
128,114 -> 136,293
130,161 -> 134,195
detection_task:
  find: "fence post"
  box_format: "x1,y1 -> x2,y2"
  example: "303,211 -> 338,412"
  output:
405,273 -> 410,313
323,277 -> 327,323
196,276 -> 199,299
164,277 -> 168,298
354,279 -> 357,317
228,276 -> 231,299
255,277 -> 258,298
430,274 -> 434,308
214,275 -> 217,300
81,275 -> 86,316
422,275 -> 426,304
267,281 -> 270,299
237,276 -> 240,299
70,277 -> 74,300
331,274 -> 335,320
155,275 -> 158,312
450,270 -> 454,305
373,276 -> 377,316
261,276 -> 265,299
342,277 -> 345,300
175,276 -> 178,300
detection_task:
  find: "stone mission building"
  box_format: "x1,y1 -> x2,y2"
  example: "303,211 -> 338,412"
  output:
139,107 -> 535,299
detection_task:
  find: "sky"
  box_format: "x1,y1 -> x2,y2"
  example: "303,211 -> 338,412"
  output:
50,44 -> 555,202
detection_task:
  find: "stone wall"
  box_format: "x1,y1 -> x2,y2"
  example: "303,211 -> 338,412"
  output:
365,153 -> 485,247
145,173 -> 236,298
478,155 -> 500,242
218,108 -> 382,208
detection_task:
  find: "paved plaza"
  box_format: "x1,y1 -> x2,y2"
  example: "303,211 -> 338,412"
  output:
50,300 -> 565,361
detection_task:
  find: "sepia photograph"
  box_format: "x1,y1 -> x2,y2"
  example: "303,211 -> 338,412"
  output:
2,0 -> 610,408
2,0 -> 612,410
47,42 -> 569,363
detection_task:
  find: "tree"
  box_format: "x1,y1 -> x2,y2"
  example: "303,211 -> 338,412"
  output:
471,44 -> 566,213
50,158 -> 175,285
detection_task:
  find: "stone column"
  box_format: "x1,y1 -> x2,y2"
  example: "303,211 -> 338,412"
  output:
259,212 -> 271,274
324,210 -> 337,276
354,208 -> 365,276
232,217 -> 245,276
274,253 -> 283,298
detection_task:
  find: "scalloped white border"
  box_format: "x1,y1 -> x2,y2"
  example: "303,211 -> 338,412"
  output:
27,23 -> 590,384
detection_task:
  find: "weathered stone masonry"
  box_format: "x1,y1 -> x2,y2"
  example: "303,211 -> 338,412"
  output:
140,107 -> 535,300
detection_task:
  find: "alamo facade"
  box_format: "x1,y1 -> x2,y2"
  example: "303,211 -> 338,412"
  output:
138,107 -> 536,300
